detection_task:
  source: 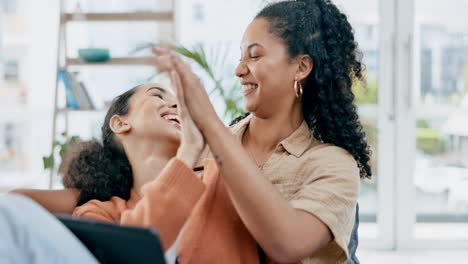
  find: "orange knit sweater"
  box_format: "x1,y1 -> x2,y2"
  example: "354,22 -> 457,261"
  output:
72,158 -> 260,264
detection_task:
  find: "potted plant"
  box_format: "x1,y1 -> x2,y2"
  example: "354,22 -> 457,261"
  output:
42,132 -> 81,175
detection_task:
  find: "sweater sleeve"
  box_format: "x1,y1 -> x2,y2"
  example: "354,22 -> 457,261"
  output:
73,196 -> 128,224
120,158 -> 206,250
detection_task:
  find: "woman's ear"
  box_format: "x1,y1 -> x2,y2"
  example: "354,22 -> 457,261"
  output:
109,115 -> 131,135
295,55 -> 313,82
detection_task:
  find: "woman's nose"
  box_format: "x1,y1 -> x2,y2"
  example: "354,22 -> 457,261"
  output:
235,61 -> 249,77
168,97 -> 177,109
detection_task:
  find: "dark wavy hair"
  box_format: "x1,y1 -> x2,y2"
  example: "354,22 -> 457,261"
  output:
62,87 -> 138,206
233,0 -> 371,178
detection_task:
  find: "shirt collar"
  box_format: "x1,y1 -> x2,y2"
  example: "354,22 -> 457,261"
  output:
230,114 -> 253,142
278,121 -> 313,158
230,114 -> 314,158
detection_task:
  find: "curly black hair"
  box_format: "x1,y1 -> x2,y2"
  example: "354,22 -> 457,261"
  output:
233,0 -> 372,178
62,87 -> 137,206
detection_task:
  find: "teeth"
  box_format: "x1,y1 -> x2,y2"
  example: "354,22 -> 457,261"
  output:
162,114 -> 179,123
242,84 -> 258,92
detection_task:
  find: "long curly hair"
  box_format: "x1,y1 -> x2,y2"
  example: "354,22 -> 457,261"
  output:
62,87 -> 137,206
233,0 -> 371,178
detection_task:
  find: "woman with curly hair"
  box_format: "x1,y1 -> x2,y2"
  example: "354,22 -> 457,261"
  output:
152,0 -> 371,263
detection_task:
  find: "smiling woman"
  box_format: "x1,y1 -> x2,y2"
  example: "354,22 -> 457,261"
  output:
151,0 -> 371,263
62,83 -> 181,206
8,79 -> 261,263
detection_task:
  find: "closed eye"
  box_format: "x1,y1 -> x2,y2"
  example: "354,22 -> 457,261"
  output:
153,94 -> 164,100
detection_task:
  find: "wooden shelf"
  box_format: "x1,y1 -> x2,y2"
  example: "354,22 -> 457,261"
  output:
66,57 -> 155,66
61,12 -> 174,22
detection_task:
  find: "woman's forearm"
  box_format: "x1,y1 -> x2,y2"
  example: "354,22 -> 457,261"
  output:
203,120 -> 330,262
9,188 -> 80,214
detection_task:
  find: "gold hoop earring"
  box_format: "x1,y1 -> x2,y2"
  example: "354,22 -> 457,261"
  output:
294,80 -> 303,98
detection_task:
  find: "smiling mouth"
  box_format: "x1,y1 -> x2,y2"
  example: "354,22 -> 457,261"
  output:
242,84 -> 258,96
161,114 -> 180,125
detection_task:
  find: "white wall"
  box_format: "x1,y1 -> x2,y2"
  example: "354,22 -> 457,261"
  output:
20,0 -> 60,187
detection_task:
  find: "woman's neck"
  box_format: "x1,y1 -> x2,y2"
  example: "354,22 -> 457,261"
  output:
131,156 -> 172,195
123,138 -> 178,195
247,109 -> 303,153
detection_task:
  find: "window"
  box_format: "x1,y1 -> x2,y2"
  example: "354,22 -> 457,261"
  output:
412,0 -> 468,241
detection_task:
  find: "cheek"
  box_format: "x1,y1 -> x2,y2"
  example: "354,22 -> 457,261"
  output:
133,102 -> 161,127
143,99 -> 164,116
252,58 -> 289,81
252,63 -> 293,96
249,63 -> 269,87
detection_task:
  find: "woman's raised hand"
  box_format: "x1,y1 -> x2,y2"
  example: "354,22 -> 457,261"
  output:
151,46 -> 175,73
152,47 -> 222,133
170,69 -> 205,169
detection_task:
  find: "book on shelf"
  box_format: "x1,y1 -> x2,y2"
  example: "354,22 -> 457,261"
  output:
58,69 -> 79,109
58,69 -> 95,110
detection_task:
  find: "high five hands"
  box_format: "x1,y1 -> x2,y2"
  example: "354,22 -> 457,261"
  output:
152,47 -> 222,134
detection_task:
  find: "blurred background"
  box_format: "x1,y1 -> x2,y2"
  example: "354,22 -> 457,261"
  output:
1,0 -> 467,262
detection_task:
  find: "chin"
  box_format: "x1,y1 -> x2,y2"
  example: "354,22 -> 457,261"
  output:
170,132 -> 182,143
244,101 -> 258,113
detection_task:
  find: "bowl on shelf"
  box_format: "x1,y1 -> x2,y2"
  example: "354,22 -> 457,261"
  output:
78,48 -> 110,63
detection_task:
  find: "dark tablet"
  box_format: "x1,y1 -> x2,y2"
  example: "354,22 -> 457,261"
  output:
56,215 -> 166,264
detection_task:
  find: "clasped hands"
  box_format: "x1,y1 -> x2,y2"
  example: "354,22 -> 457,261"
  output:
153,47 -> 222,169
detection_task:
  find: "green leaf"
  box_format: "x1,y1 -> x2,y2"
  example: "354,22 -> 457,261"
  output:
70,136 -> 81,143
59,147 -> 66,158
43,155 -> 54,170
42,133 -> 83,172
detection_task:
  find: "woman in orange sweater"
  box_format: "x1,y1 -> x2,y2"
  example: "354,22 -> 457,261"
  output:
11,79 -> 261,263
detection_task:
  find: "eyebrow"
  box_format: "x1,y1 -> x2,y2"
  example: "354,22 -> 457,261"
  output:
146,87 -> 166,93
247,43 -> 263,50
240,43 -> 264,51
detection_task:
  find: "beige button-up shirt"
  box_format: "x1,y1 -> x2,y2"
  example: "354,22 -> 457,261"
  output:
201,114 -> 360,264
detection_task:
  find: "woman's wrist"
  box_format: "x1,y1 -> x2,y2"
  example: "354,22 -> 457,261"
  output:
201,118 -> 227,141
176,145 -> 202,168
198,117 -> 224,136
